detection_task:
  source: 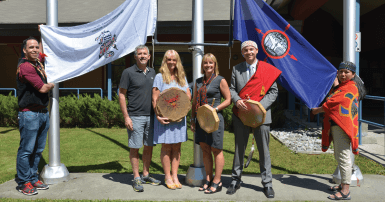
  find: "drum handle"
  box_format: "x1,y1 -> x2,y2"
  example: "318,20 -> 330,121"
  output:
211,98 -> 215,107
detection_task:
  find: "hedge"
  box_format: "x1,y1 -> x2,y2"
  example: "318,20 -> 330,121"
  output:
0,93 -> 285,130
0,92 -> 18,127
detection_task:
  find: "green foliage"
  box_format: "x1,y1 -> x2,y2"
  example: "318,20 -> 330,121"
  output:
0,93 -> 125,128
59,94 -> 125,128
0,93 -> 18,127
221,97 -> 234,132
0,93 -> 281,130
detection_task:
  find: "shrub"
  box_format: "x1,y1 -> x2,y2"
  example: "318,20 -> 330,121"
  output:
58,94 -> 125,128
0,94 -> 260,131
221,97 -> 234,132
0,93 -> 18,127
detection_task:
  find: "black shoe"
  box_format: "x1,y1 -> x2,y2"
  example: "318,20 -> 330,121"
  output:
263,187 -> 275,198
204,181 -> 222,194
226,181 -> 241,195
198,180 -> 211,191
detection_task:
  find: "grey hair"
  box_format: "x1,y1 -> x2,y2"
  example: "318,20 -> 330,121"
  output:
134,45 -> 150,56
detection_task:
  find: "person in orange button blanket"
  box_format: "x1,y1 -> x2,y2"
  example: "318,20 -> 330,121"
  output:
312,61 -> 366,200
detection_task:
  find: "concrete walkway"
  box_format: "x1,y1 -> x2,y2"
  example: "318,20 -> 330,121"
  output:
1,173 -> 385,201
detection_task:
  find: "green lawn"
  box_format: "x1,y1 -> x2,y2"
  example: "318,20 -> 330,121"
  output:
0,127 -> 383,185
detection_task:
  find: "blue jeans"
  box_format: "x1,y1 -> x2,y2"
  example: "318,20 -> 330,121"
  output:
16,110 -> 50,186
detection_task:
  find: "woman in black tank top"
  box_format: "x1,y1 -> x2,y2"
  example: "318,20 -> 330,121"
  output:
191,53 -> 231,194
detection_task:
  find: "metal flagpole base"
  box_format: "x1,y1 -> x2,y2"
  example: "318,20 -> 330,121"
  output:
185,164 -> 206,187
39,163 -> 70,184
332,164 -> 364,186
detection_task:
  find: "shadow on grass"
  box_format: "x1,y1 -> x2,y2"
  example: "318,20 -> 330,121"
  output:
85,129 -> 164,173
39,154 -> 125,173
0,128 -> 17,134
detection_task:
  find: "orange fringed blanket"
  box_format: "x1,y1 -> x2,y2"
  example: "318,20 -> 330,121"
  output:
322,80 -> 359,154
232,61 -> 281,117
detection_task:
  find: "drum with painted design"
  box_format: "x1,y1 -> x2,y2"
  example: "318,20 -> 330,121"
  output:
155,87 -> 191,122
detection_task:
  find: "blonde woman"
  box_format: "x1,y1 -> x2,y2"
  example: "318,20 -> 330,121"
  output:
191,53 -> 231,194
152,50 -> 191,190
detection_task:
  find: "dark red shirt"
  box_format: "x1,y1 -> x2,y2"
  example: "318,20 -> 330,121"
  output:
18,54 -> 47,111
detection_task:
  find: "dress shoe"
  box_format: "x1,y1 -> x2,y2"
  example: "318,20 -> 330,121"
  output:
263,187 -> 275,198
226,181 -> 241,195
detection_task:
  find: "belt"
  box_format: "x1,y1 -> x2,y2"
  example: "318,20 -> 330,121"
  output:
33,108 -> 48,113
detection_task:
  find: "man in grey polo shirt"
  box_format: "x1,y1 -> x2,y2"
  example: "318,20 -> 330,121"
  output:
119,45 -> 160,192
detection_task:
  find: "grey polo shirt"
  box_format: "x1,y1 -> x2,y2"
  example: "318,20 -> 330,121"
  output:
119,64 -> 155,116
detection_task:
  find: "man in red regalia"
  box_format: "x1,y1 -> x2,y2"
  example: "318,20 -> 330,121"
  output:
227,40 -> 281,198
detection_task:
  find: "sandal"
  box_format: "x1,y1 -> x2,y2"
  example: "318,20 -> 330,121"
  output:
175,183 -> 182,189
198,180 -> 211,191
164,178 -> 176,190
329,184 -> 342,191
327,191 -> 351,200
204,181 -> 222,194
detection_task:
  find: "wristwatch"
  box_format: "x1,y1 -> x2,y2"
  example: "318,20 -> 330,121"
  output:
215,107 -> 218,112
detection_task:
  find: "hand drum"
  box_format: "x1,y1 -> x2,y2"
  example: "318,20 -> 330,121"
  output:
237,100 -> 266,128
197,104 -> 219,133
155,87 -> 191,122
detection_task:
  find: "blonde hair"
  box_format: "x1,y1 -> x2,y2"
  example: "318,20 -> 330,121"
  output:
200,53 -> 219,76
159,50 -> 187,87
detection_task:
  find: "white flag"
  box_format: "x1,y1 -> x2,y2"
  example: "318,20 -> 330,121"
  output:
41,0 -> 157,83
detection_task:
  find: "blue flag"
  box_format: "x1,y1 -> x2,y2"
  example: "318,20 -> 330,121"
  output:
234,0 -> 337,108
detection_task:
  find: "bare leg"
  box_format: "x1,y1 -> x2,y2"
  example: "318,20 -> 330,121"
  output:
142,145 -> 153,176
206,147 -> 224,192
130,148 -> 140,179
171,143 -> 182,185
161,144 -> 173,185
199,142 -> 213,190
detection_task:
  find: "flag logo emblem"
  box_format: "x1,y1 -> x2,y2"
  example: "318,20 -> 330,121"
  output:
263,31 -> 289,58
256,25 -> 297,61
96,30 -> 118,58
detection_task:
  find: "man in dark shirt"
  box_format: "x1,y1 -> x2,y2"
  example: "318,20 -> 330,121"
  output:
119,45 -> 160,192
16,36 -> 55,196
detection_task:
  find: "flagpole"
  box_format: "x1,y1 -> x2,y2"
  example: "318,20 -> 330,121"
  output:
185,0 -> 205,187
332,0 -> 363,187
40,0 -> 70,184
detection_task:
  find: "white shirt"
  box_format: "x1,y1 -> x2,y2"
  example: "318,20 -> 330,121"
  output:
246,59 -> 258,80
